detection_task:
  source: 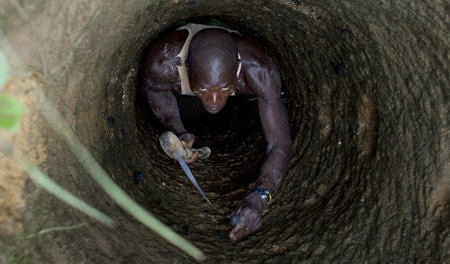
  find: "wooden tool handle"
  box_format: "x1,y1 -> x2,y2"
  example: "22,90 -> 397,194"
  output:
159,131 -> 211,160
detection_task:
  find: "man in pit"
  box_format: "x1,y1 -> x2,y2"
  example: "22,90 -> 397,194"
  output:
143,23 -> 293,241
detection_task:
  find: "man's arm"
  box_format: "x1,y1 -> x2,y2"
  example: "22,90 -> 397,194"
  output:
144,81 -> 196,151
229,57 -> 292,241
235,37 -> 293,184
256,88 -> 293,193
247,58 -> 293,192
145,85 -> 186,135
142,29 -> 196,148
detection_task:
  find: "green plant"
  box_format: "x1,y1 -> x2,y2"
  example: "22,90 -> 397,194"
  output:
0,41 -> 205,261
0,94 -> 24,132
0,50 -> 23,132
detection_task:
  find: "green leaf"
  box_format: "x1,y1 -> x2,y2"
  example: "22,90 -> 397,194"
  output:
0,50 -> 9,90
0,95 -> 25,131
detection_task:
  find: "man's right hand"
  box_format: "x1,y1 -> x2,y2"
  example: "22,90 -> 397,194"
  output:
178,132 -> 199,164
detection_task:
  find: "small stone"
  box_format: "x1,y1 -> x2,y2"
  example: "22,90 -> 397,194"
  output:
271,245 -> 288,255
314,192 -> 320,199
182,225 -> 190,232
341,28 -> 350,35
107,116 -> 115,125
120,129 -> 126,142
292,0 -> 301,6
185,0 -> 195,4
133,172 -> 144,185
331,62 -> 348,77
204,210 -> 211,221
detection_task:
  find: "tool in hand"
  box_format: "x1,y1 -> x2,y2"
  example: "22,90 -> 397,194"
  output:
159,131 -> 212,205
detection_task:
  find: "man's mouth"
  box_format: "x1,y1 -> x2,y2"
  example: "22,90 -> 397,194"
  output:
205,105 -> 222,114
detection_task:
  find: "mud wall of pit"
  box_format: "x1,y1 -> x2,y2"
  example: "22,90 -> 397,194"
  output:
2,0 -> 448,263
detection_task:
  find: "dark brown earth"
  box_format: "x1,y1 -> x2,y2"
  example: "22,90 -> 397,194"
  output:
0,0 -> 448,263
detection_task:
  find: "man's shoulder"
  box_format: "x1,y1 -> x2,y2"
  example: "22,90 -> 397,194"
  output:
236,36 -> 281,98
145,30 -> 188,68
143,30 -> 188,90
235,35 -> 271,64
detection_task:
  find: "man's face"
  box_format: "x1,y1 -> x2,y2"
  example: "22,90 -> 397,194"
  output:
191,75 -> 236,114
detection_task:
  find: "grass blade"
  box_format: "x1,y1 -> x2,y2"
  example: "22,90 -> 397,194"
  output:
26,222 -> 88,239
36,92 -> 206,262
23,157 -> 114,227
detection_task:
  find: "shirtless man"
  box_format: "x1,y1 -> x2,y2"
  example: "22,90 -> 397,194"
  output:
143,23 -> 292,241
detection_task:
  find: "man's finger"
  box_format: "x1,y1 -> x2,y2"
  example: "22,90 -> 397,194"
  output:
229,209 -> 251,241
230,217 -> 253,241
230,214 -> 240,226
181,138 -> 194,148
185,151 -> 199,164
229,207 -> 261,241
229,218 -> 247,241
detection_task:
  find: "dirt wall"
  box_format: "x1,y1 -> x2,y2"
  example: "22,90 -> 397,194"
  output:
1,0 -> 448,263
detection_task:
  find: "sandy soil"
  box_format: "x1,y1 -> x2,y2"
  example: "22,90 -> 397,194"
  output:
0,75 -> 47,237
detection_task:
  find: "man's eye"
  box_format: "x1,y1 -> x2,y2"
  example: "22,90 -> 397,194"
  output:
199,88 -> 207,92
221,87 -> 229,91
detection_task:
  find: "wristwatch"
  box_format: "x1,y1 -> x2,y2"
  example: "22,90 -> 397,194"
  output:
250,187 -> 272,210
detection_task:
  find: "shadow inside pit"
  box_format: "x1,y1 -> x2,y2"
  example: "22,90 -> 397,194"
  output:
135,68 -> 268,195
132,17 -> 298,198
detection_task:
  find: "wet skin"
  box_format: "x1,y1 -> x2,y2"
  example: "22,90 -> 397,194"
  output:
143,28 -> 293,241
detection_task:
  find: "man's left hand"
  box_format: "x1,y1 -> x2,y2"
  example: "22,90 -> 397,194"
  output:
229,192 -> 263,241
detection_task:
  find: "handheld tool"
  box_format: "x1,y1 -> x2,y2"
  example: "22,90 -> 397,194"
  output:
159,131 -> 212,205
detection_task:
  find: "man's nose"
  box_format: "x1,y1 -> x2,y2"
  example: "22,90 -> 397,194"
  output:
207,92 -> 220,105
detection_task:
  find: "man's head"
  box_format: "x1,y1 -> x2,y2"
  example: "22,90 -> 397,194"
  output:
188,29 -> 239,114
